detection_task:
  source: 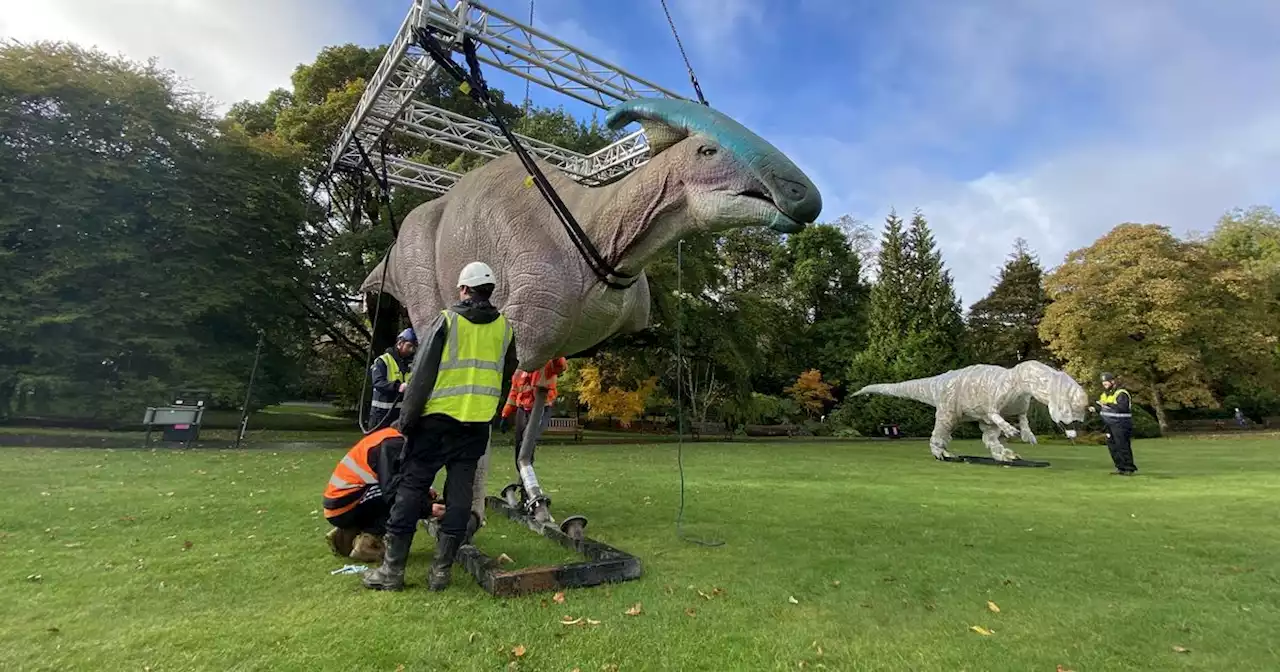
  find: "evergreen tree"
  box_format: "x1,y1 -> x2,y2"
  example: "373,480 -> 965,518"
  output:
966,238 -> 1053,367
864,210 -> 911,349
902,209 -> 966,367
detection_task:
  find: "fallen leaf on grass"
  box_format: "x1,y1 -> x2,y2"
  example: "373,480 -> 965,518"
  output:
788,596 -> 799,604
182,541 -> 193,551
697,590 -> 712,600
986,601 -> 1000,613
553,591 -> 566,604
970,626 -> 994,636
684,608 -> 696,617
1056,666 -> 1076,672
831,580 -> 841,587
497,553 -> 514,565
512,645 -> 527,658
625,602 -> 643,616
601,664 -> 618,672
25,574 -> 42,582
395,666 -> 405,672
468,632 -> 478,643
1173,646 -> 1190,654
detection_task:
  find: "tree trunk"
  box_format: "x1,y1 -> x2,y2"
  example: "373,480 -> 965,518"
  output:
1151,387 -> 1168,434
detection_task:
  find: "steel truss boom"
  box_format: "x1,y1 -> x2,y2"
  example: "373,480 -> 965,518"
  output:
325,0 -> 686,195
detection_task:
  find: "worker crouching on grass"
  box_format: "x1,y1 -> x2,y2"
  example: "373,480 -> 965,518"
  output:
323,427 -> 445,563
362,261 -> 519,592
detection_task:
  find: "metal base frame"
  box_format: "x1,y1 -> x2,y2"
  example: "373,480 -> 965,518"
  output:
940,455 -> 1051,468
420,495 -> 641,597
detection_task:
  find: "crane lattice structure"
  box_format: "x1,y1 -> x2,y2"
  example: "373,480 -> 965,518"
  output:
323,0 -> 692,200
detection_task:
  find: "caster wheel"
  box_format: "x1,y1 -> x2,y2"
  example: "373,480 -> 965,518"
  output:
501,483 -> 523,507
559,515 -> 588,541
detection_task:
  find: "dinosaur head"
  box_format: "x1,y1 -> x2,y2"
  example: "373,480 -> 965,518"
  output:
1018,361 -> 1090,435
605,98 -> 822,235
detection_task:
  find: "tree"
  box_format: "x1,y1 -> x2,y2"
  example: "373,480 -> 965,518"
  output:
1039,223 -> 1276,432
785,224 -> 870,385
864,210 -> 911,346
0,42 -> 311,420
575,360 -> 656,427
785,369 -> 836,419
966,238 -> 1053,366
902,209 -> 967,367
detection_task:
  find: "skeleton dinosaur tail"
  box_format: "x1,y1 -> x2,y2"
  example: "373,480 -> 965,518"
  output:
852,374 -> 950,406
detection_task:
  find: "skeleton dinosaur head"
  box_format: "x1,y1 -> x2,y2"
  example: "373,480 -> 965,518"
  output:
605,99 -> 823,235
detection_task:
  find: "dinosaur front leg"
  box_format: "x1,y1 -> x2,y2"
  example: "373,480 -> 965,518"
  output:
515,386 -> 553,523
980,420 -> 1020,462
465,440 -> 491,542
1017,414 -> 1037,445
987,413 -> 1021,439
930,410 -> 957,460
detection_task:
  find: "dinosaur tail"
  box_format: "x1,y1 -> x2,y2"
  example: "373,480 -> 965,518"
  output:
852,376 -> 943,406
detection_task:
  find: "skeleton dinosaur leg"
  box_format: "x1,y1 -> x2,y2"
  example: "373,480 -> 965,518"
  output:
1018,414 -> 1038,445
930,409 -> 958,460
515,386 -> 553,523
979,419 -> 1021,462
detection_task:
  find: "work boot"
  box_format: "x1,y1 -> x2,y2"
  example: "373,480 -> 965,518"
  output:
349,532 -> 386,563
326,527 -> 358,557
427,533 -> 462,592
361,534 -> 412,591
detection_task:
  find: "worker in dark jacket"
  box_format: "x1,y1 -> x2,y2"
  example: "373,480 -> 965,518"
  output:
363,261 -> 519,592
368,328 -> 417,429
1090,372 -> 1138,475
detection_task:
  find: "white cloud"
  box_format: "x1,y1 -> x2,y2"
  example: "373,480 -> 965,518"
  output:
0,0 -> 378,111
778,0 -> 1280,308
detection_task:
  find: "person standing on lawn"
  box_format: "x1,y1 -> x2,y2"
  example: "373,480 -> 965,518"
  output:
368,328 -> 418,430
1090,372 -> 1138,475
322,427 -> 444,563
362,261 -> 518,592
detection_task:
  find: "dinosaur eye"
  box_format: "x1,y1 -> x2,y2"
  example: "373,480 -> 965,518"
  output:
697,145 -> 717,157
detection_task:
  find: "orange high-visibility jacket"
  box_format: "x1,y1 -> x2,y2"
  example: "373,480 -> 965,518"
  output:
501,357 -> 568,419
322,427 -> 405,519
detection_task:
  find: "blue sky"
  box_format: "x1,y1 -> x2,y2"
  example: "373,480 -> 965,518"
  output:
7,0 -> 1280,306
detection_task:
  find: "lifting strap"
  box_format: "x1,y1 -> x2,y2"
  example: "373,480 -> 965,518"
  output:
411,26 -> 637,291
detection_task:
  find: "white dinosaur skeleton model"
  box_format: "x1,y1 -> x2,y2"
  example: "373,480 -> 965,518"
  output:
853,360 -> 1090,462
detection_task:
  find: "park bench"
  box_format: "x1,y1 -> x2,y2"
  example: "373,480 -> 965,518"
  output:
544,416 -> 583,442
689,421 -> 732,440
142,392 -> 207,447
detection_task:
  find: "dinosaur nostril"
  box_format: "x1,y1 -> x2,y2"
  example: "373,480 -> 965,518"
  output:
775,177 -> 807,202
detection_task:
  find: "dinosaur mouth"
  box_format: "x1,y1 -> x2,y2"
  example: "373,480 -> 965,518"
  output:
732,188 -> 803,233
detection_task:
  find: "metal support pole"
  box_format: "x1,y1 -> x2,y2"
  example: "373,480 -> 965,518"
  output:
235,330 -> 265,449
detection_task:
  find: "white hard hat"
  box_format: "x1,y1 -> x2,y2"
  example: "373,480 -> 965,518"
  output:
457,261 -> 495,288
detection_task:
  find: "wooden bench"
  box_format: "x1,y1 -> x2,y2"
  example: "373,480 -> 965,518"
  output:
689,421 -> 732,440
544,416 -> 583,442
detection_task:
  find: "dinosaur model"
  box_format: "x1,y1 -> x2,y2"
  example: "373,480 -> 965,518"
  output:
852,360 -> 1090,462
362,97 -> 822,536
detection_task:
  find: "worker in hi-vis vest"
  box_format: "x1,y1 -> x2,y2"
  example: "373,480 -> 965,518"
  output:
362,261 -> 518,592
322,427 -> 444,563
1089,372 -> 1138,475
368,328 -> 417,429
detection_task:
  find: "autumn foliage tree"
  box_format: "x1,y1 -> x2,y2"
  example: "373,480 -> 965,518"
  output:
573,360 -> 657,427
1039,223 -> 1277,432
785,369 -> 837,419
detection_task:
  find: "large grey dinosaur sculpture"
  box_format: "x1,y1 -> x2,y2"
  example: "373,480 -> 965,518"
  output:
853,361 -> 1090,462
362,98 -> 822,535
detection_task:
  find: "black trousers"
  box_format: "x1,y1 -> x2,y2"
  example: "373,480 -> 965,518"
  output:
1105,421 -> 1137,472
385,413 -> 491,539
368,406 -> 400,430
328,496 -> 390,535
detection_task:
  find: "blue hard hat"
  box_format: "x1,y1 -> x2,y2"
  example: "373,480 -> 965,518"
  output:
398,328 -> 417,344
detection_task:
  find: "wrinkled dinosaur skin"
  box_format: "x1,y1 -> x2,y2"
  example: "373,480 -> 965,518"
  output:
362,98 -> 822,528
854,361 -> 1090,462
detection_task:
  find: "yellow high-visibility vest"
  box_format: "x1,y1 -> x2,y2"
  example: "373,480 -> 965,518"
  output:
1098,388 -> 1131,418
423,309 -> 513,422
370,353 -> 412,410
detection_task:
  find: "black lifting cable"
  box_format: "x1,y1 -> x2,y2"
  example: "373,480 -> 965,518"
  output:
348,137 -> 404,435
659,0 -> 709,106
411,26 -> 637,291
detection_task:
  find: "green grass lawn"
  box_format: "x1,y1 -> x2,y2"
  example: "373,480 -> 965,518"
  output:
3,435 -> 1279,671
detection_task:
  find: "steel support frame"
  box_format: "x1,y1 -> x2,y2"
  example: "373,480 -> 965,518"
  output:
325,0 -> 686,195
420,496 -> 642,597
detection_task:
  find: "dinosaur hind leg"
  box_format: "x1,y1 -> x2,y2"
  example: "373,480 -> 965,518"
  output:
979,420 -> 1020,462
930,411 -> 957,460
